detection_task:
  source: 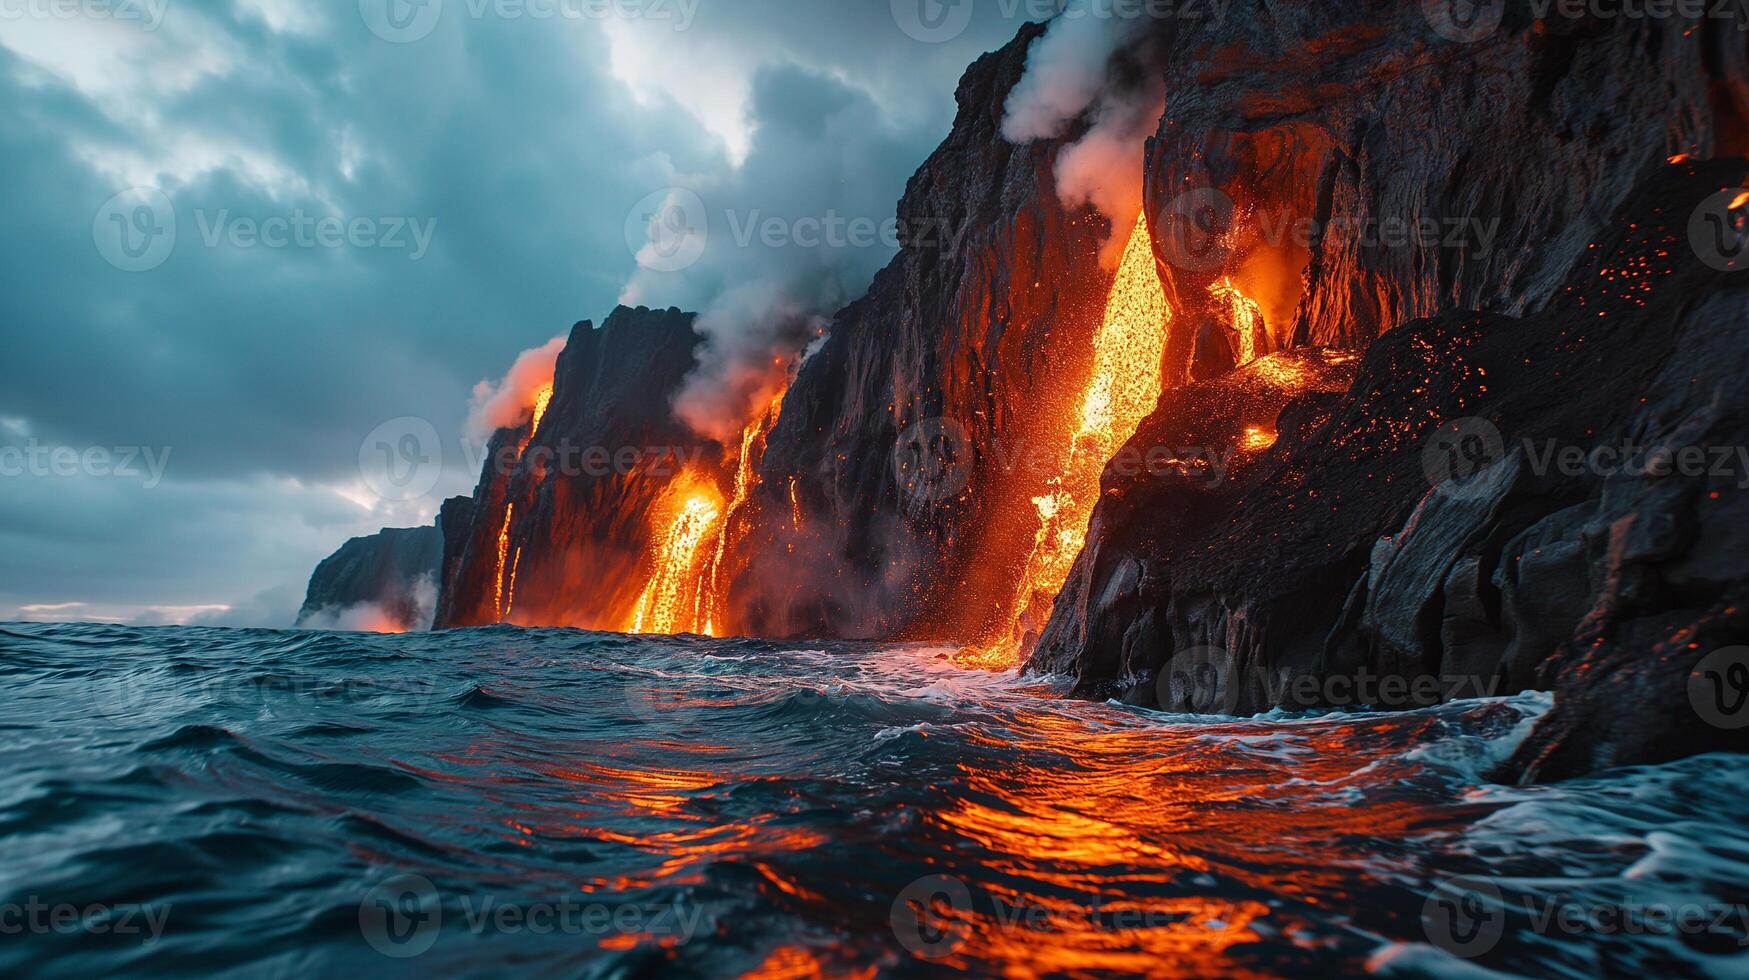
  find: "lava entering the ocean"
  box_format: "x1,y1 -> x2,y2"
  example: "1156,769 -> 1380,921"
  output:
629,476 -> 725,635
967,210 -> 1171,667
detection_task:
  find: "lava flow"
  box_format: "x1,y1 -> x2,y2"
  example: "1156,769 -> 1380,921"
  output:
629,477 -> 724,635
967,210 -> 1171,667
628,393 -> 786,636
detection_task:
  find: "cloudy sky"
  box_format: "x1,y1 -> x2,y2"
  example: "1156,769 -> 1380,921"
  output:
0,0 -> 1038,627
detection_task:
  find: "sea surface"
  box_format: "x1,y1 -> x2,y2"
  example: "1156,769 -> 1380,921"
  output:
0,623 -> 1745,978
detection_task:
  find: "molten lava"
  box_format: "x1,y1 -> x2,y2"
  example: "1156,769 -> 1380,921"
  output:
968,211 -> 1171,667
626,391 -> 788,637
494,503 -> 515,622
1210,276 -> 1266,366
629,479 -> 725,635
529,383 -> 554,437
699,394 -> 785,636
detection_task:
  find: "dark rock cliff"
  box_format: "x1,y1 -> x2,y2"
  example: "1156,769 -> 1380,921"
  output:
736,23 -> 1116,641
1032,159 -> 1749,779
433,306 -> 708,629
295,525 -> 442,631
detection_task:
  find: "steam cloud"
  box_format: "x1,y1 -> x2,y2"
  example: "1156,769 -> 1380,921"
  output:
465,336 -> 566,441
1000,13 -> 1162,264
620,65 -> 919,442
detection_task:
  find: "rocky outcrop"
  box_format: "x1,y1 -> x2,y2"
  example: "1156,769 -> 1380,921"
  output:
737,23 -> 1115,640
433,306 -> 708,629
1033,159 -> 1749,779
295,525 -> 442,631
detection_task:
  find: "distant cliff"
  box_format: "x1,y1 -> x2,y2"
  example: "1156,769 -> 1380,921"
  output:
295,525 -> 442,631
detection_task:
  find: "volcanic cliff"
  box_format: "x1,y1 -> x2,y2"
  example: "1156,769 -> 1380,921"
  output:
310,4 -> 1749,779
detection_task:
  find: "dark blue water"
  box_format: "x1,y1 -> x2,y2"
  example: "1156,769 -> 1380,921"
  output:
0,623 -> 1744,978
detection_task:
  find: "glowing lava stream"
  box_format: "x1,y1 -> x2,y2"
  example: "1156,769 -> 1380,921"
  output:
968,210 -> 1171,668
629,486 -> 724,635
627,393 -> 787,637
494,504 -> 515,622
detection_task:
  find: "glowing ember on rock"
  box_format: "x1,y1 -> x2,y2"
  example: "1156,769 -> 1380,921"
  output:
630,484 -> 724,635
1242,425 -> 1278,452
967,210 -> 1170,668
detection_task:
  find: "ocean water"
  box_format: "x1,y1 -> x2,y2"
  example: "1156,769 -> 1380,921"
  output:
0,623 -> 1745,978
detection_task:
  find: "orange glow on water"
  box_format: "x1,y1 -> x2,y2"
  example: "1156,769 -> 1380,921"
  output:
968,211 -> 1170,667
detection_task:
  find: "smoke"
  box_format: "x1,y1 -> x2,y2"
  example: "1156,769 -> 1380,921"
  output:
1000,13 -> 1163,265
465,336 -> 566,441
673,281 -> 827,442
620,64 -> 919,442
296,575 -> 436,633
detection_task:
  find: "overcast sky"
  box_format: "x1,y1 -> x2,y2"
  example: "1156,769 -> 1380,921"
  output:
0,0 -> 1036,627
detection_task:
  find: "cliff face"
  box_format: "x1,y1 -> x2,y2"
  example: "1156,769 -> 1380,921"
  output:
736,23 -> 1115,640
295,525 -> 442,631
433,306 -> 708,630
1032,159 -> 1749,777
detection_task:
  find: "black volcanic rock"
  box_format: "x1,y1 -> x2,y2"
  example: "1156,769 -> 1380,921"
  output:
433,305 -> 709,629
295,525 -> 442,631
1032,161 -> 1749,781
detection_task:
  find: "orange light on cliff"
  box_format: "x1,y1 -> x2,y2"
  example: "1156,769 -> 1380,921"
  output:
968,211 -> 1170,668
630,479 -> 725,635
